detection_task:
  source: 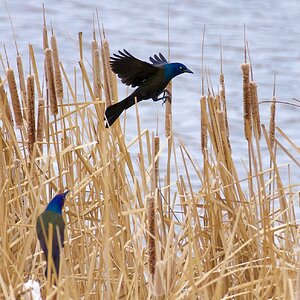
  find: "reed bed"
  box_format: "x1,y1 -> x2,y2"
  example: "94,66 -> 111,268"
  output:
0,17 -> 299,300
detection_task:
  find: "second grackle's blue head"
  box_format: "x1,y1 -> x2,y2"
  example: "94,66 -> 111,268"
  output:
164,62 -> 193,81
46,190 -> 69,214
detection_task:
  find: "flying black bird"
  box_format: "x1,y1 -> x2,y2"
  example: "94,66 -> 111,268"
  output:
36,190 -> 69,282
105,50 -> 193,126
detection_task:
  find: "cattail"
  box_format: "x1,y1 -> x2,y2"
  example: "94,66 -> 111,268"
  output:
92,40 -> 102,100
0,77 -> 13,127
42,5 -> 49,51
101,41 -> 112,107
165,82 -> 172,137
147,195 -> 156,278
200,95 -> 208,153
36,98 -> 45,158
241,63 -> 252,140
7,68 -> 23,128
51,34 -> 64,101
269,96 -> 276,148
37,98 -> 45,145
103,39 -> 118,103
217,110 -> 226,133
219,73 -> 229,135
45,48 -> 58,115
27,75 -> 35,155
250,81 -> 261,139
43,26 -> 49,50
17,55 -> 27,120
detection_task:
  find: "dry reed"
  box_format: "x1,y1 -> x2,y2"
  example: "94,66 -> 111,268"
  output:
0,16 -> 299,300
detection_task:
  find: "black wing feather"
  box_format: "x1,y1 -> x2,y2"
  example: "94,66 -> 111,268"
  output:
110,50 -> 158,87
149,52 -> 168,66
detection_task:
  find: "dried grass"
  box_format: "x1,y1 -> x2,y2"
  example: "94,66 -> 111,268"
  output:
0,17 -> 299,300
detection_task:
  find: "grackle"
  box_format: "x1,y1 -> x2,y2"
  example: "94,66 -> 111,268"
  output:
105,50 -> 193,126
36,190 -> 69,282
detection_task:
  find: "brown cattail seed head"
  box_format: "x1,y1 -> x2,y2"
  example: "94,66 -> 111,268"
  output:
101,40 -> 112,107
45,48 -> 58,115
17,55 -> 27,119
92,40 -> 102,100
147,195 -> 156,278
51,34 -> 64,101
37,98 -> 45,143
7,69 -> 23,128
250,81 -> 261,139
241,63 -> 252,140
27,75 -> 36,155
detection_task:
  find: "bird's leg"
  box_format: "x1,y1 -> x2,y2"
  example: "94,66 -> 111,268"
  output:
153,89 -> 172,105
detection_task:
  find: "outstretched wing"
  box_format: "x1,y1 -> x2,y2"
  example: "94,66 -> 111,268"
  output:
149,53 -> 168,66
110,50 -> 158,87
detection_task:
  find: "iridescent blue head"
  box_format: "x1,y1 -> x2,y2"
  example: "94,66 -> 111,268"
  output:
46,190 -> 69,214
164,63 -> 193,82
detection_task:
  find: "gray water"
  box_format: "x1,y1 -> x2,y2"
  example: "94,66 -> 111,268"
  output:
0,0 -> 299,184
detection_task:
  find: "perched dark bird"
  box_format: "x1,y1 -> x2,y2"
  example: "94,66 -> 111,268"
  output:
36,190 -> 69,282
105,50 -> 193,126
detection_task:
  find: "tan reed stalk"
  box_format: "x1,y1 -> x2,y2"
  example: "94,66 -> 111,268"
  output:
269,96 -> 276,149
219,72 -> 229,135
45,48 -> 58,115
7,68 -> 23,128
0,76 -> 14,127
16,54 -> 27,120
26,75 -> 35,155
51,32 -> 64,101
250,81 -> 261,139
241,63 -> 252,140
165,82 -> 172,137
200,95 -> 208,153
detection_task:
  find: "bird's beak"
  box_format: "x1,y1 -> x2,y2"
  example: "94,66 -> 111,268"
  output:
184,68 -> 193,74
63,190 -> 70,198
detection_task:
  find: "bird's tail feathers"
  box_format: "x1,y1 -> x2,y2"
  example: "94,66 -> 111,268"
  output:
105,94 -> 137,127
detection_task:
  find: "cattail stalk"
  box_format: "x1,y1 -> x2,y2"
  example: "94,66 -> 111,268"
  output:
165,82 -> 172,137
250,81 -> 261,139
16,55 -> 27,120
45,48 -> 58,115
7,68 -> 23,128
51,34 -> 63,101
269,96 -> 276,148
200,95 -> 208,153
27,75 -> 35,155
241,63 -> 252,140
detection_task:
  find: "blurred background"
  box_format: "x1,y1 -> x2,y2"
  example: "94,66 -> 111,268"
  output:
0,0 -> 299,182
